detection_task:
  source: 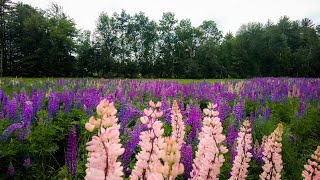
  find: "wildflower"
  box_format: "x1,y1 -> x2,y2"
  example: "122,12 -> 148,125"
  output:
190,103 -> 228,179
229,120 -> 253,180
156,137 -> 184,179
181,144 -> 193,179
67,125 -> 77,177
171,100 -> 185,147
7,162 -> 14,177
0,123 -> 24,141
85,99 -> 124,180
23,157 -> 31,169
301,146 -> 320,180
259,123 -> 283,180
130,100 -> 165,180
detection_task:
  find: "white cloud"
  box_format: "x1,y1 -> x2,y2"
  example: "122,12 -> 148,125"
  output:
13,0 -> 320,34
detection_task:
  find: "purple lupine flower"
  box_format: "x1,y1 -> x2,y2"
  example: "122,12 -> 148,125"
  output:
298,101 -> 305,116
19,89 -> 27,110
7,162 -> 14,177
253,140 -> 264,166
181,144 -> 193,179
118,97 -> 127,121
48,91 -> 59,119
119,105 -> 139,134
249,111 -> 255,126
122,125 -> 142,177
23,157 -> 31,169
218,102 -> 227,124
22,101 -> 33,125
226,124 -> 238,167
66,125 -> 77,176
185,105 -> 202,144
263,107 -> 270,121
0,123 -> 24,141
233,100 -> 243,123
289,135 -> 297,143
7,98 -> 18,120
271,89 -> 279,103
61,89 -> 73,113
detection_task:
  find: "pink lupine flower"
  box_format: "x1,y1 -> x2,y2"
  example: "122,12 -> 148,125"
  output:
259,123 -> 283,180
85,99 -> 124,180
157,137 -> 184,179
229,120 -> 253,180
130,101 -> 165,180
171,100 -> 185,147
301,146 -> 320,180
190,103 -> 228,180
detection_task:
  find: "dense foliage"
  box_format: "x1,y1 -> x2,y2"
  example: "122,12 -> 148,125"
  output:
0,78 -> 319,179
1,1 -> 320,78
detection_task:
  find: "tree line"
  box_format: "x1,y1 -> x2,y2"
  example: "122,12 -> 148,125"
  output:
1,1 -> 320,78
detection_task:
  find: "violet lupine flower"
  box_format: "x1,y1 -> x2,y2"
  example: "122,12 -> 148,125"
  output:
61,89 -> 73,113
181,144 -> 193,179
226,124 -> 238,171
234,100 -> 243,123
23,157 -> 31,169
48,91 -> 59,119
122,125 -> 142,177
22,101 -> 33,125
289,135 -> 297,143
263,107 -> 270,121
301,146 -> 320,179
66,125 -> 77,177
229,120 -> 253,180
298,101 -> 305,117
130,101 -> 165,180
119,105 -> 139,134
226,124 -> 238,149
260,123 -> 283,180
190,103 -> 228,179
19,89 -> 27,110
218,102 -> 227,124
185,105 -> 202,144
7,98 -> 18,120
0,123 -> 24,141
253,139 -> 264,166
271,90 -> 279,103
7,162 -> 14,177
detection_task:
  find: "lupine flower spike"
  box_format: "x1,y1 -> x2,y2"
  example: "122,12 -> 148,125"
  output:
301,146 -> 320,180
190,103 -> 228,179
260,123 -> 283,180
151,137 -> 184,179
229,120 -> 253,180
85,99 -> 125,180
171,100 -> 185,147
130,101 -> 165,180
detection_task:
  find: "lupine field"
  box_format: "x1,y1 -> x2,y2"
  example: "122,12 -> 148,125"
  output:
0,78 -> 320,180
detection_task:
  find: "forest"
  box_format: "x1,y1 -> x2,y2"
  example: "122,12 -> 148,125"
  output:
1,0 -> 320,78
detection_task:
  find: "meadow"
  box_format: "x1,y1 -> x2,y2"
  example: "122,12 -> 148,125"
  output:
0,78 -> 319,179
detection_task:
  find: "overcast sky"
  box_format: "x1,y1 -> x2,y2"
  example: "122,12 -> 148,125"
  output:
13,0 -> 320,34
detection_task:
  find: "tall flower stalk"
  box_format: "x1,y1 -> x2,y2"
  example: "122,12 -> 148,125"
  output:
190,103 -> 228,179
301,146 -> 320,180
130,101 -> 165,180
171,100 -> 185,147
259,123 -> 283,180
85,99 -> 125,180
152,137 -> 184,179
229,120 -> 253,180
66,125 -> 77,177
